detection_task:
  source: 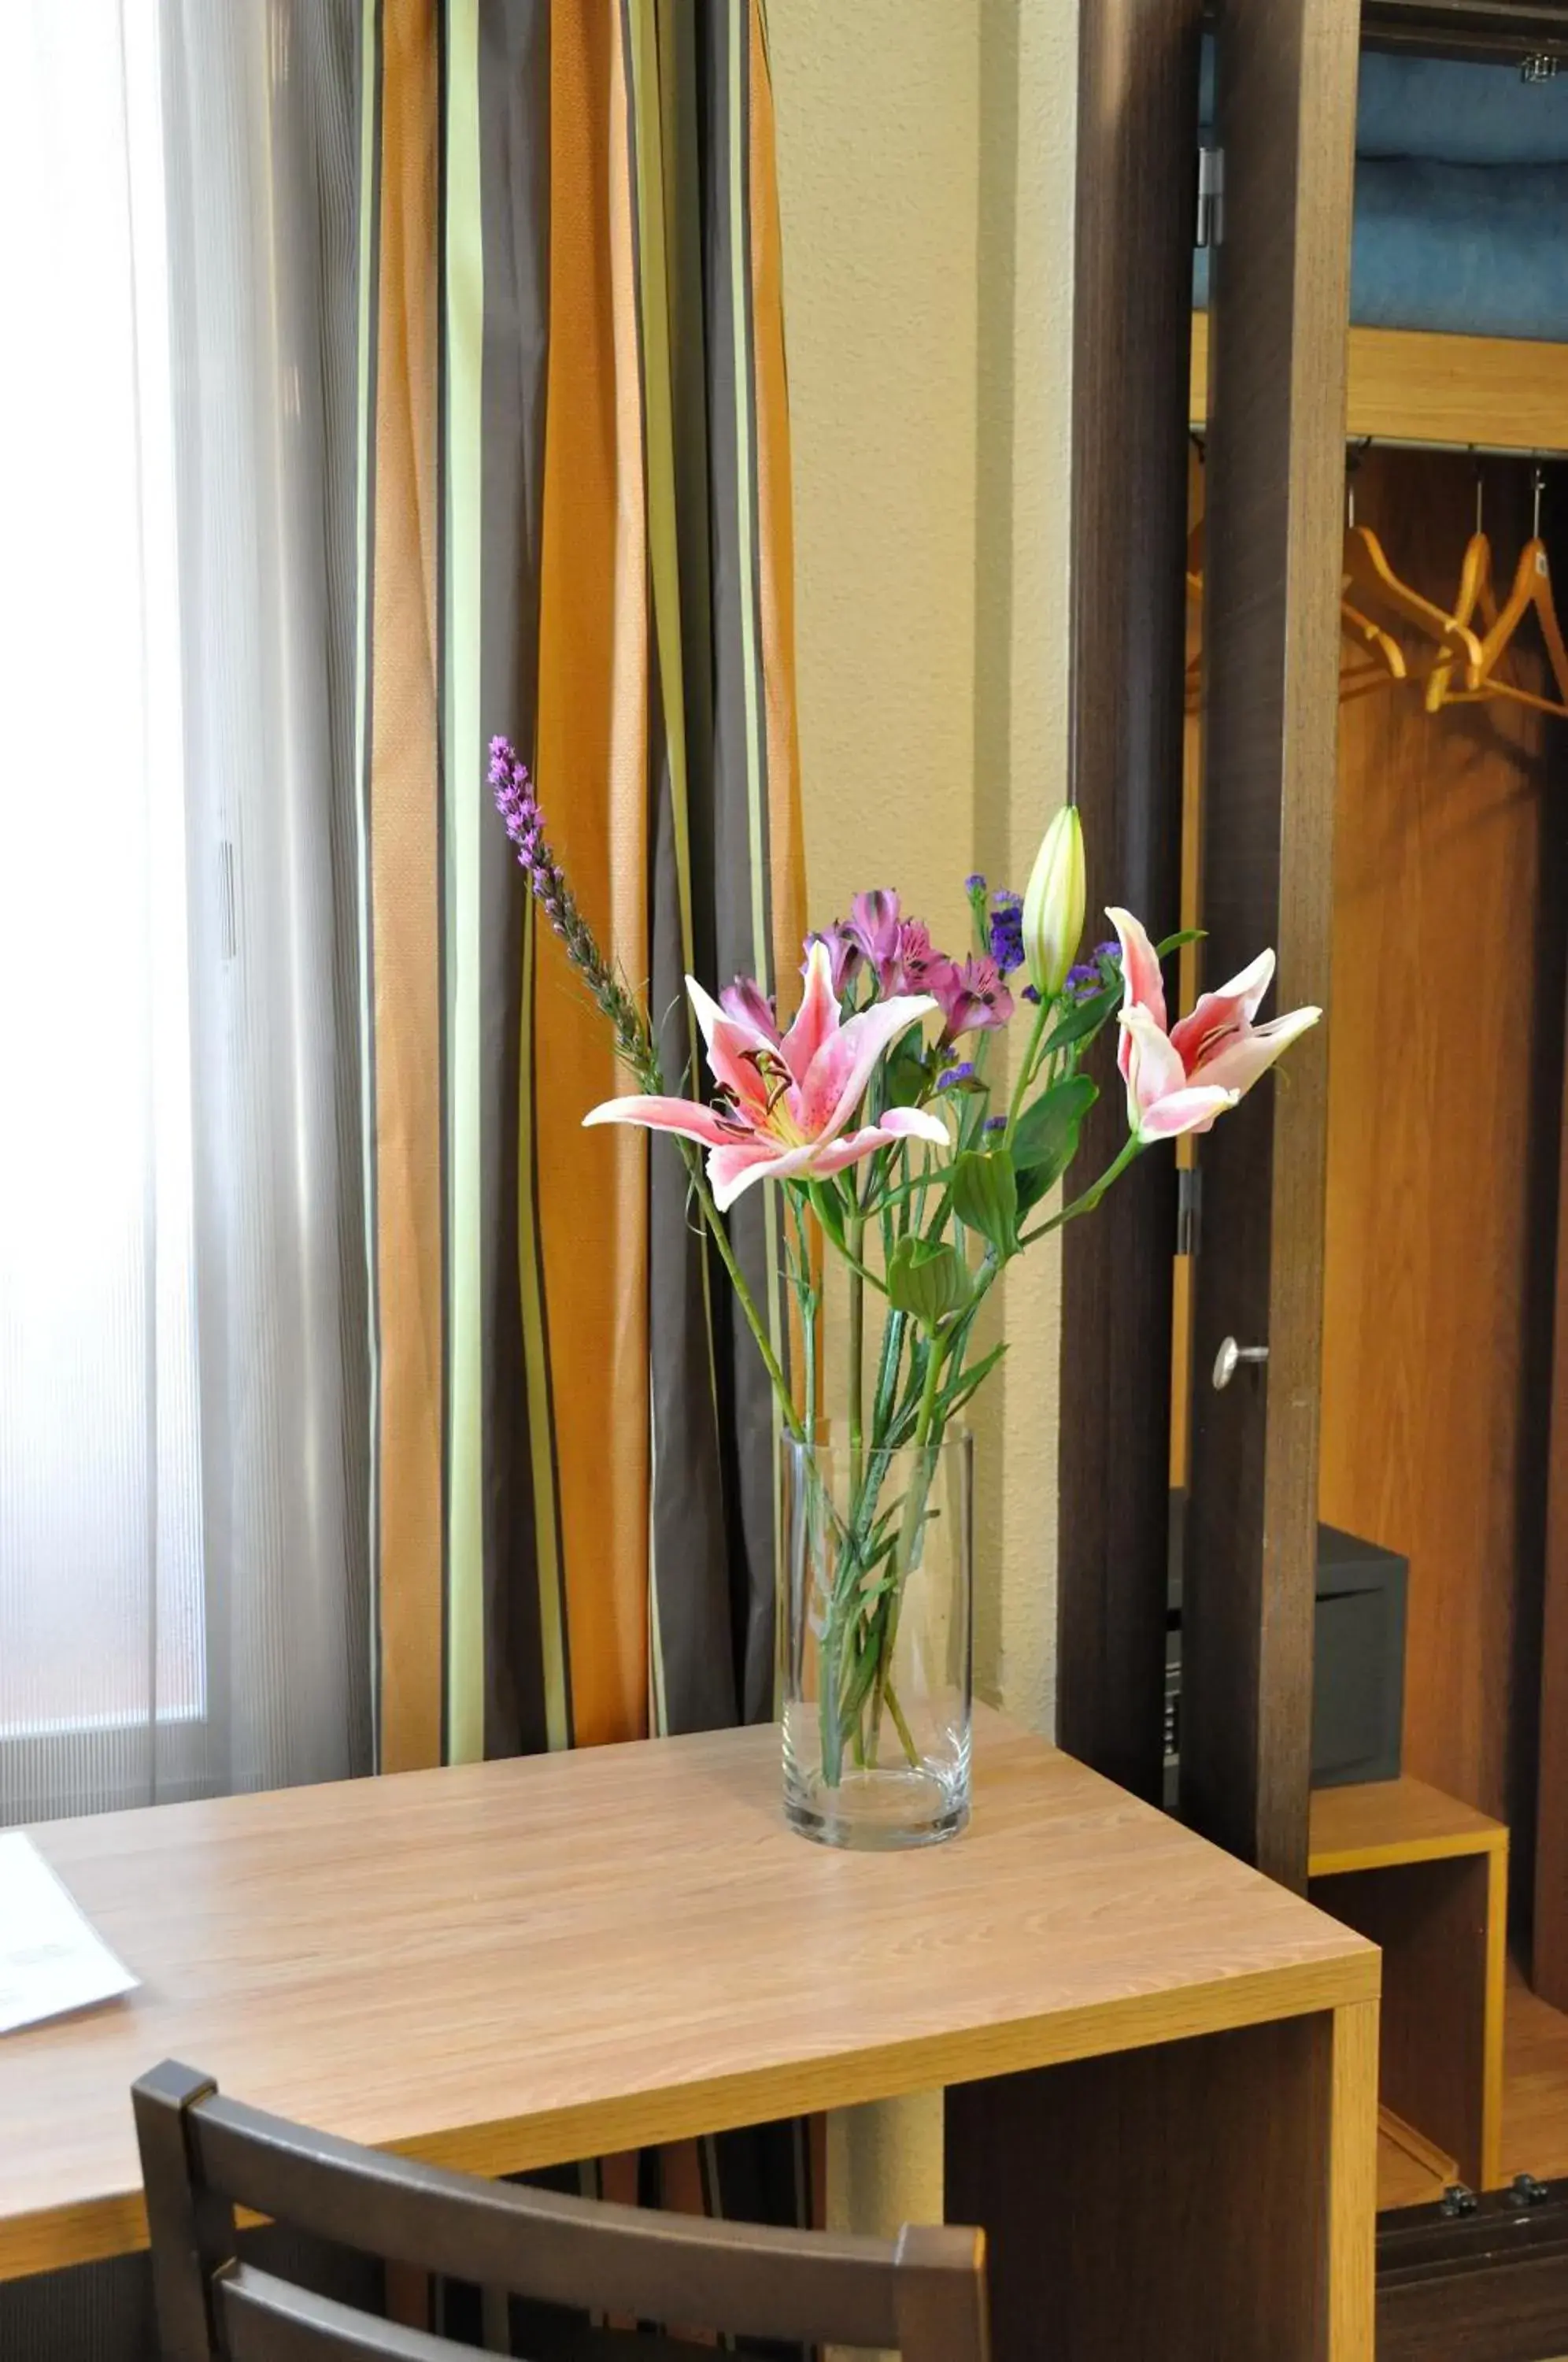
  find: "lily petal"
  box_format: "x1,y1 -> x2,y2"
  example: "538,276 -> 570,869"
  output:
1106,906 -> 1167,1042
808,1108 -> 949,1179
707,1137 -> 822,1212
583,1094 -> 745,1149
873,1105 -> 951,1147
1118,1003 -> 1187,1129
780,936 -> 839,1084
1168,949 -> 1275,1075
685,974 -> 778,1116
795,992 -> 938,1142
1134,1085 -> 1241,1142
1187,1003 -> 1321,1099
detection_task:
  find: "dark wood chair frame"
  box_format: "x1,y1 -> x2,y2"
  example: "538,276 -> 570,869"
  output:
131,2060 -> 990,2362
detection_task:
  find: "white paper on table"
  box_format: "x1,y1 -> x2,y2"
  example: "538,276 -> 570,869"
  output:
0,1831 -> 138,2034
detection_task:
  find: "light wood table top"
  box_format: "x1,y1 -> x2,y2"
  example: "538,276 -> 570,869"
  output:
1,1709 -> 1377,2282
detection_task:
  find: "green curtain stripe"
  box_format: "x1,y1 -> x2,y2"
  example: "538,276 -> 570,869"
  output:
443,0 -> 485,1766
353,0 -> 383,1765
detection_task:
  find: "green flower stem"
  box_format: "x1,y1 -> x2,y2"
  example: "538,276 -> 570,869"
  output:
867,1320 -> 949,1765
682,1146 -> 804,1444
848,1214 -> 866,1499
1004,996 -> 1053,1143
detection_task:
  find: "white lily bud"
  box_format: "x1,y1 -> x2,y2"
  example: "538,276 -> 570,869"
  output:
1022,805 -> 1086,1000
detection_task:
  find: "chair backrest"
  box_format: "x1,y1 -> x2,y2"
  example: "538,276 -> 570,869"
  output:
132,2060 -> 990,2362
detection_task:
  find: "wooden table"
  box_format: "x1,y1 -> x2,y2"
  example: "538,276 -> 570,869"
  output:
1310,1775 -> 1508,2194
2,1712 -> 1379,2358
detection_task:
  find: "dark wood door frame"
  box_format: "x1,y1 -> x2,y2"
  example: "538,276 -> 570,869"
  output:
1056,1 -> 1568,2353
1053,0 -> 1202,1809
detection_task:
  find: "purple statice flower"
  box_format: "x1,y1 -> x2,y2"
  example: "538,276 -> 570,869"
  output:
804,922 -> 863,999
937,1059 -> 977,1092
963,874 -> 986,894
988,890 -> 1024,976
1064,940 -> 1122,1001
934,955 -> 1014,1042
982,1113 -> 1008,1135
490,735 -> 660,1087
720,977 -> 782,1043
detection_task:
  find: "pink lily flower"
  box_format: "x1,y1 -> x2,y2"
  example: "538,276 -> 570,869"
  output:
1107,906 -> 1321,1143
584,939 -> 949,1211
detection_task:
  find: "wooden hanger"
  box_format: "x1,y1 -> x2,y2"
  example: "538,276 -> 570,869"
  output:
1185,561 -> 1406,706
1440,475 -> 1568,720
1424,510 -> 1496,713
1340,598 -> 1407,697
1343,520 -> 1485,687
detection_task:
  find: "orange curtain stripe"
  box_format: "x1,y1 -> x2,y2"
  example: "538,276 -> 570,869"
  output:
533,2 -> 651,1749
371,0 -> 445,1775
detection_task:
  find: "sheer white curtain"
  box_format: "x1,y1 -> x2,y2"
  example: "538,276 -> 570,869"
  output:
0,0 -> 369,1829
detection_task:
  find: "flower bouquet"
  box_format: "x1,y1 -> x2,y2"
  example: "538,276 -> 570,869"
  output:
492,739 -> 1318,1846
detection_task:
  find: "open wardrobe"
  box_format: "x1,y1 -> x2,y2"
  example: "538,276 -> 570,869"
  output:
1003,5 -> 1568,2357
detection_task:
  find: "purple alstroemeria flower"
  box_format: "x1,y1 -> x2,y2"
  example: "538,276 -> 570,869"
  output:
935,955 -> 1015,1042
720,977 -> 782,1043
895,919 -> 960,1002
804,923 -> 863,998
848,889 -> 905,992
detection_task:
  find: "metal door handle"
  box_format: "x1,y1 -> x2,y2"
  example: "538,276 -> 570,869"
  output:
1212,1336 -> 1268,1391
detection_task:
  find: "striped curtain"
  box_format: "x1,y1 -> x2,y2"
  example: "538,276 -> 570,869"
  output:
357,0 -> 806,1775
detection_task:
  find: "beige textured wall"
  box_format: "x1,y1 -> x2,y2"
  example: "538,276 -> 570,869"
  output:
770,0 -> 1079,2241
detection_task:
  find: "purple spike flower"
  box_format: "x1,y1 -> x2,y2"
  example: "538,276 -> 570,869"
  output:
490,735 -> 660,1086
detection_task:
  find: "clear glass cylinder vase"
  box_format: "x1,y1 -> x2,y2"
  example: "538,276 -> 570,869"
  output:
781,1425 -> 973,1849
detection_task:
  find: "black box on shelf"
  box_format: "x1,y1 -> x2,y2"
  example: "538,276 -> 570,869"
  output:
1165,1496 -> 1407,1802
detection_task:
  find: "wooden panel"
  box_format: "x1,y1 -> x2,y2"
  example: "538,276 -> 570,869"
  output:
1379,2184 -> 1568,2362
1192,313 -> 1568,454
949,2003 -> 1377,2361
1310,1776 -> 1507,1877
1181,0 -> 1359,1887
1505,1967 -> 1568,2182
1538,980 -> 1568,2008
0,1712 -> 1376,2283
1318,451 -> 1562,1832
1331,1999 -> 1381,2362
1311,1853 -> 1499,2187
1056,0 -> 1200,1805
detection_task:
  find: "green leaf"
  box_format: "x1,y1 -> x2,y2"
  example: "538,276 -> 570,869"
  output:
886,1236 -> 972,1330
937,1337 -> 1008,1421
1045,981 -> 1120,1055
1155,927 -> 1205,957
806,1177 -> 847,1251
1012,1075 -> 1097,1219
884,1031 -> 932,1109
949,1149 -> 1018,1259
1013,1076 -> 1097,1173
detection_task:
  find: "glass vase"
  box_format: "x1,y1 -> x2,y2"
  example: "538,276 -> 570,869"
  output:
781,1425 -> 973,1849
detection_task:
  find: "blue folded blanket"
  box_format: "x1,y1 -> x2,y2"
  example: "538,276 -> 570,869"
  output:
1201,43 -> 1568,164
1194,159 -> 1568,343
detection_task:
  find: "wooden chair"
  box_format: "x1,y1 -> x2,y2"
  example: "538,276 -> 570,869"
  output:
132,2060 -> 990,2362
